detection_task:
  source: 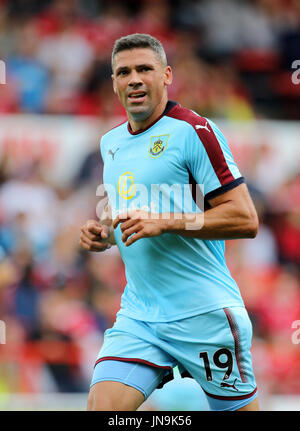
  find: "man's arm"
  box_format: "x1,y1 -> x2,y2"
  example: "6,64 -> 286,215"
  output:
165,183 -> 258,240
114,183 -> 258,246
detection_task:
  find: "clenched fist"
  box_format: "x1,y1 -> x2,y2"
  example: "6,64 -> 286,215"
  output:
80,219 -> 114,252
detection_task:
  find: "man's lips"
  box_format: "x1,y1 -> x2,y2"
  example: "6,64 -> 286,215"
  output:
127,91 -> 147,102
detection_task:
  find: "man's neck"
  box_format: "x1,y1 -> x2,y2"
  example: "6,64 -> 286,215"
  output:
128,96 -> 168,133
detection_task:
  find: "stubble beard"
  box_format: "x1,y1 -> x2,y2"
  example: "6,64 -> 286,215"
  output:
126,100 -> 154,123
128,107 -> 153,122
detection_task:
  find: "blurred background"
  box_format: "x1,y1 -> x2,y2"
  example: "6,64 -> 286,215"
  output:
0,0 -> 300,411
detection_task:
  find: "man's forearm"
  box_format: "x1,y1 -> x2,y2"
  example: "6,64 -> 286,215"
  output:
163,201 -> 258,240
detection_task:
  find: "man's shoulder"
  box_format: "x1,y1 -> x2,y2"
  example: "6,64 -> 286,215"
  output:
166,103 -> 211,131
166,104 -> 224,152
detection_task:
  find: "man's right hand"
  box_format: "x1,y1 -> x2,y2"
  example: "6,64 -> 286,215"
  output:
80,220 -> 113,252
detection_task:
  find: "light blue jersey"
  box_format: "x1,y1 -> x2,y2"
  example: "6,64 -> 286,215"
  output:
100,101 -> 245,322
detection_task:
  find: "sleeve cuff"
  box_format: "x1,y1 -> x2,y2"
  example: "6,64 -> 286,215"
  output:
205,177 -> 245,202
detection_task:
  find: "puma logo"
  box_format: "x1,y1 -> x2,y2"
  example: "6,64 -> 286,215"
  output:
220,378 -> 239,391
195,121 -> 211,132
108,148 -> 119,160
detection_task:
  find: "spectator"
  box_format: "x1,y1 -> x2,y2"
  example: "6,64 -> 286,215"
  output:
6,22 -> 50,113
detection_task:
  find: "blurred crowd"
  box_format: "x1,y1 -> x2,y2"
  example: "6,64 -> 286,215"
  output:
0,0 -> 300,407
0,0 -> 300,120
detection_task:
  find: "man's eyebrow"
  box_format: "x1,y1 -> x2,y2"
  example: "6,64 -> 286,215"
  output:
115,64 -> 155,74
136,63 -> 154,69
115,66 -> 130,74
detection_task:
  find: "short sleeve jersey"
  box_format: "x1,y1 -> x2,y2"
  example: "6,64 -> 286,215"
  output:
100,101 -> 245,322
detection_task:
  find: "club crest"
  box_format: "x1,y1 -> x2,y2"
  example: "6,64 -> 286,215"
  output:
148,134 -> 169,158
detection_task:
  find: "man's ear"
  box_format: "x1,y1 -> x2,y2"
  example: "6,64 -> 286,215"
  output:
111,74 -> 117,94
164,66 -> 173,87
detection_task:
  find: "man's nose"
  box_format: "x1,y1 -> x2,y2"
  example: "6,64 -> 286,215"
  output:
128,70 -> 143,86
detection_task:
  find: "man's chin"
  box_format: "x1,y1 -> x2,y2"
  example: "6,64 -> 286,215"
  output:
127,105 -> 152,121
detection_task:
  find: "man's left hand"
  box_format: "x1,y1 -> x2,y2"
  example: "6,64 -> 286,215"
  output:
113,210 -> 167,246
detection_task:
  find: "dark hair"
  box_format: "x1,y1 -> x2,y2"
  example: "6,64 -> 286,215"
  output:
111,33 -> 167,70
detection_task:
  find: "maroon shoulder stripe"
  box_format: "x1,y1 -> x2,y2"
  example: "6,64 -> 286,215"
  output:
166,105 -> 235,185
223,308 -> 248,383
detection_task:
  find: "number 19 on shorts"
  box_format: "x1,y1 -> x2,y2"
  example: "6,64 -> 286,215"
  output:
199,348 -> 233,381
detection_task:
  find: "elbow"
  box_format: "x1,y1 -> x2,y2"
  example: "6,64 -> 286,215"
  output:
245,212 -> 259,239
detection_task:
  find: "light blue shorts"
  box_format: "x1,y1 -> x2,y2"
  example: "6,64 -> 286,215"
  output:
91,306 -> 258,411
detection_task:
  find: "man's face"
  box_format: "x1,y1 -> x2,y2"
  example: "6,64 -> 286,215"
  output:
112,48 -> 172,121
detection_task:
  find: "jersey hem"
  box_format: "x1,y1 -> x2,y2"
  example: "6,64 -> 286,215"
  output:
116,301 -> 245,323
